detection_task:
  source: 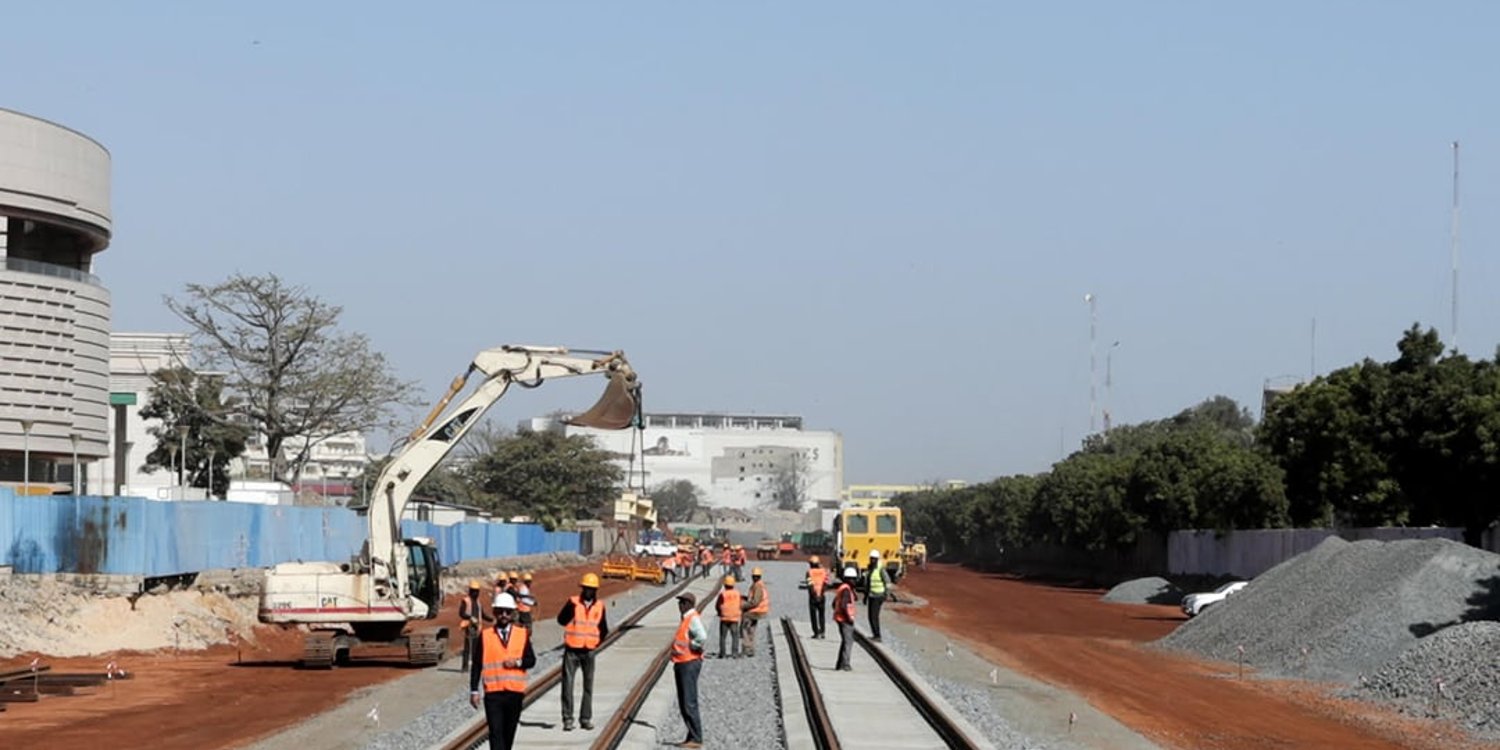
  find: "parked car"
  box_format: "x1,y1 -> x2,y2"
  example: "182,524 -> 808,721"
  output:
633,539 -> 679,557
1181,581 -> 1249,617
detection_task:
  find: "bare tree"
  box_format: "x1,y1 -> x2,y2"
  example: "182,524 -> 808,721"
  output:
767,449 -> 812,512
166,273 -> 418,486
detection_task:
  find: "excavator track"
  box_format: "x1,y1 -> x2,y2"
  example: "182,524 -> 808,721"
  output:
407,629 -> 446,666
300,632 -> 338,669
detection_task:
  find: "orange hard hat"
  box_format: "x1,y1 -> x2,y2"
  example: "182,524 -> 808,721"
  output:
809,555 -> 820,565
724,575 -> 737,586
580,572 -> 601,588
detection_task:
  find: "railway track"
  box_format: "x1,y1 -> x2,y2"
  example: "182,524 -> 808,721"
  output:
779,615 -> 990,750
435,575 -> 720,750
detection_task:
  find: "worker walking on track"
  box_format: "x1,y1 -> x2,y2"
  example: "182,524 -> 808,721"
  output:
698,545 -> 713,579
741,567 -> 770,657
716,574 -> 743,659
469,593 -> 536,750
804,556 -> 828,639
730,545 -> 747,581
459,580 -> 492,670
864,550 -> 893,641
671,592 -> 707,748
555,572 -> 609,731
833,565 -> 858,671
516,572 -> 536,629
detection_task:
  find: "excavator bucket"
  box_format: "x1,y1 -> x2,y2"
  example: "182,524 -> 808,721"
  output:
567,367 -> 640,430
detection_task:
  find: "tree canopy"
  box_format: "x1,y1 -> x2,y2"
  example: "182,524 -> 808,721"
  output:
138,367 -> 250,498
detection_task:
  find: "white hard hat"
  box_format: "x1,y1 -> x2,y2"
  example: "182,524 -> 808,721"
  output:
492,593 -> 517,610
869,549 -> 881,560
843,566 -> 859,579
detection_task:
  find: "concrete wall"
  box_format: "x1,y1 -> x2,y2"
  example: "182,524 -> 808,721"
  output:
0,488 -> 579,576
1167,527 -> 1468,578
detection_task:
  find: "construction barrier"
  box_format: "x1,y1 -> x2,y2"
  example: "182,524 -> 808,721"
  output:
0,488 -> 579,576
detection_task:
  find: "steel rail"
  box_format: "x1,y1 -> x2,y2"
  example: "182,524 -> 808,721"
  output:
437,575 -> 701,750
852,630 -> 984,750
588,582 -> 721,750
779,616 -> 841,750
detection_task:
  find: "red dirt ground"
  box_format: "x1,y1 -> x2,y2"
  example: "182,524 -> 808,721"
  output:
0,563 -> 638,749
899,565 -> 1495,750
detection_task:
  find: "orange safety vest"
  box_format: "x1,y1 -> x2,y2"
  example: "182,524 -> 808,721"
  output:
479,626 -> 528,693
718,588 -> 742,622
733,549 -> 746,565
699,549 -> 711,565
663,554 -> 677,569
563,596 -> 604,650
671,611 -> 703,663
833,582 -> 856,624
517,584 -> 532,614
807,568 -> 827,598
459,596 -> 479,629
721,549 -> 731,564
748,580 -> 770,615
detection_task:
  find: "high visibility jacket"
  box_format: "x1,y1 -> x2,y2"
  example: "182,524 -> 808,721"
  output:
833,582 -> 856,624
479,626 -> 529,693
721,550 -> 732,564
717,589 -> 742,622
807,568 -> 827,598
732,549 -> 746,565
517,584 -> 532,614
459,596 -> 480,629
671,611 -> 703,663
748,580 -> 770,615
662,554 -> 677,569
564,596 -> 605,650
868,565 -> 888,597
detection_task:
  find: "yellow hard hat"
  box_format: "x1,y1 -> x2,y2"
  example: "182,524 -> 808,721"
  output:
724,575 -> 737,586
580,572 -> 601,588
752,567 -> 763,577
469,579 -> 481,590
507,570 -> 520,580
522,571 -> 534,582
809,555 -> 820,565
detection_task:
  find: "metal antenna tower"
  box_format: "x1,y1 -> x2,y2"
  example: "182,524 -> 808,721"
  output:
1451,140 -> 1461,352
1086,293 -> 1097,433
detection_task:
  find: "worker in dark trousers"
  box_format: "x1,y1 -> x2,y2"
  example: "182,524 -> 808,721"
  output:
670,592 -> 707,748
863,549 -> 893,641
469,593 -> 536,750
804,556 -> 828,638
833,566 -> 858,671
458,580 -> 492,671
556,572 -> 610,731
716,574 -> 743,658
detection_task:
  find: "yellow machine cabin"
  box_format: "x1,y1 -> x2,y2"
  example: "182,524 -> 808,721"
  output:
835,507 -> 904,579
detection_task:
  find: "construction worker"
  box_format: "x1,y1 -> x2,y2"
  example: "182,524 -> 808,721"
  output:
555,572 -> 609,731
670,592 -> 707,748
730,545 -> 747,581
516,572 -> 536,630
833,566 -> 858,671
459,580 -> 492,670
804,556 -> 828,639
864,550 -> 893,641
697,545 -> 713,579
716,574 -> 743,659
468,592 -> 535,750
661,549 -> 678,583
741,567 -> 770,657
720,545 -> 732,577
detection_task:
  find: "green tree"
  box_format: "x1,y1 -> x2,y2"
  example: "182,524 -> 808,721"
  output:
650,479 -> 703,523
138,367 -> 250,498
165,273 -> 417,486
354,456 -> 478,509
467,431 -> 622,530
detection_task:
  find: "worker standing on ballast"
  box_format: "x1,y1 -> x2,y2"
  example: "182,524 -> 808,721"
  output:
469,593 -> 535,750
741,567 -> 770,657
804,556 -> 828,639
833,565 -> 858,671
459,580 -> 492,671
716,574 -> 743,659
555,572 -> 609,731
670,592 -> 707,749
516,571 -> 536,630
863,550 -> 893,641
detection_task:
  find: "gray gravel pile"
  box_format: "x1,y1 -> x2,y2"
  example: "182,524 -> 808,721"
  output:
1101,576 -> 1182,605
1354,620 -> 1500,738
361,581 -> 672,750
648,563 -> 793,749
1158,536 -> 1500,683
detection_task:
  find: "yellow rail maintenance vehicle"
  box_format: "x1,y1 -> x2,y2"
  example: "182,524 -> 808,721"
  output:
834,506 -> 904,582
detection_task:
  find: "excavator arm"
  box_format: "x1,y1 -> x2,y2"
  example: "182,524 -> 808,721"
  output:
364,346 -> 641,606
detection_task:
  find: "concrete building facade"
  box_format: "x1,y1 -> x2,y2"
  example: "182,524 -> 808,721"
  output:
100,332 -> 195,497
553,411 -> 843,511
0,109 -> 113,492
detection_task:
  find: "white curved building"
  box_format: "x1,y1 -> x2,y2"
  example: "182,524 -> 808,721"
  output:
0,108 -> 112,492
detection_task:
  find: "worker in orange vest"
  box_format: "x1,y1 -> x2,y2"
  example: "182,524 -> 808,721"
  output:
833,566 -> 859,671
671,591 -> 707,748
731,545 -> 747,581
555,572 -> 609,731
804,556 -> 828,639
468,592 -> 536,750
716,574 -> 743,659
459,580 -> 493,670
720,546 -> 732,576
697,546 -> 713,578
661,549 -> 678,583
741,567 -> 771,657
516,572 -> 536,630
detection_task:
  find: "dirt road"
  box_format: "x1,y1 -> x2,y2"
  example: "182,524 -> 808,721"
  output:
0,563 -> 635,749
900,565 -> 1492,750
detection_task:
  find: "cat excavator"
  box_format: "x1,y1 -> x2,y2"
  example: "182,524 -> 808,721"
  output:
258,345 -> 641,667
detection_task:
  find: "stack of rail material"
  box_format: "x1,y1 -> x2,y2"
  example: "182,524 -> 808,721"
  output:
1101,576 -> 1183,605
1158,536 -> 1500,683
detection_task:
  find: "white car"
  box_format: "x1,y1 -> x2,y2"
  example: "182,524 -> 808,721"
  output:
633,539 -> 678,557
1181,581 -> 1248,617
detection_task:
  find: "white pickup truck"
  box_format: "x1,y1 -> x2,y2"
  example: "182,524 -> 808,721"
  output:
633,539 -> 678,557
1181,581 -> 1248,617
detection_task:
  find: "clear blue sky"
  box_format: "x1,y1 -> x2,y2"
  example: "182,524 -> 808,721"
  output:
5,3 -> 1498,484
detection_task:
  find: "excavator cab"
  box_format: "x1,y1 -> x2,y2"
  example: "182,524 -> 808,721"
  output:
404,539 -> 443,619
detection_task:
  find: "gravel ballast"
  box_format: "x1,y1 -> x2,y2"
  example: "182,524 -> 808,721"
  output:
1158,536 -> 1500,684
1101,576 -> 1182,605
1354,620 -> 1500,739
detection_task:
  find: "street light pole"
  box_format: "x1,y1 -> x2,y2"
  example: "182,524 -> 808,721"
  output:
1105,341 -> 1120,433
177,424 -> 190,496
69,433 -> 81,496
19,420 -> 33,493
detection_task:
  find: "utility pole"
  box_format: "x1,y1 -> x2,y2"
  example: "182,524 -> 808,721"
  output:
1085,293 -> 1098,434
1105,341 -> 1119,433
1451,140 -> 1461,353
